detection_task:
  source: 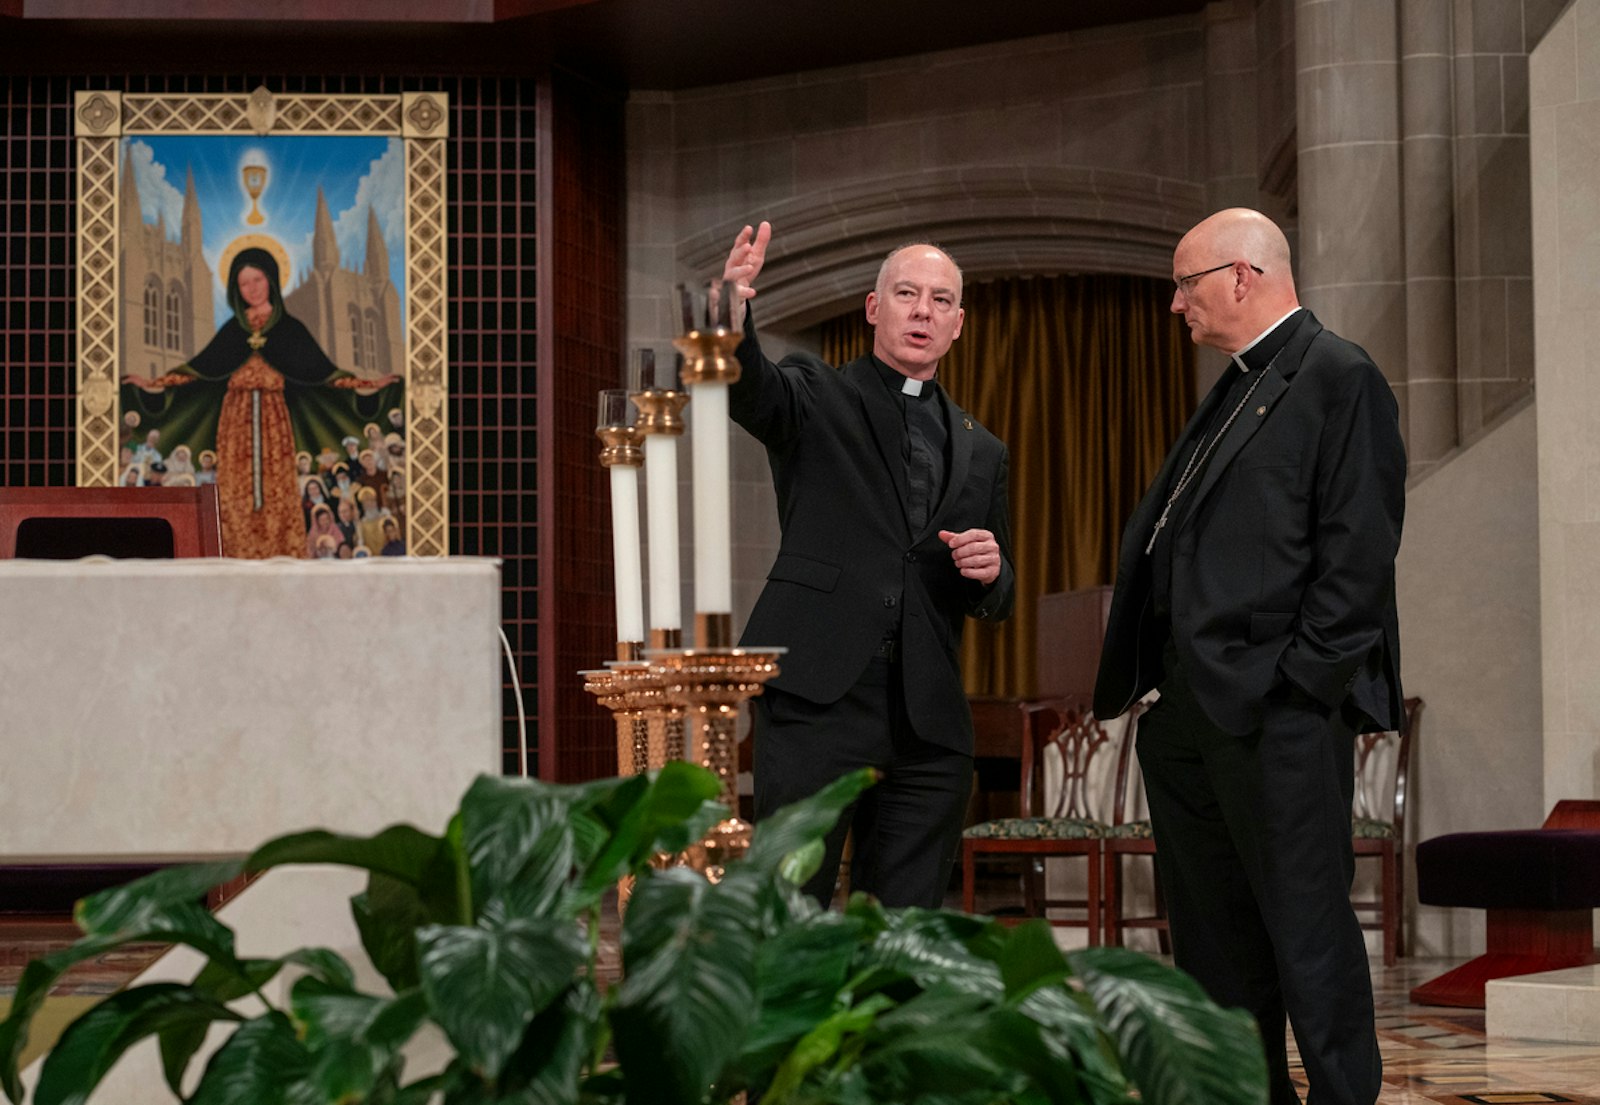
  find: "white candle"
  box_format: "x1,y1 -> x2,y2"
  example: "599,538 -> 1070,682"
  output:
644,433 -> 682,631
609,464 -> 646,643
690,380 -> 733,614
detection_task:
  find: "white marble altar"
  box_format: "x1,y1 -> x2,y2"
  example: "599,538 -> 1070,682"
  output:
0,557 -> 506,861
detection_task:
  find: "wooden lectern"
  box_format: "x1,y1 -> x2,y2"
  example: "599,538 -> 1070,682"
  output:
0,486 -> 223,559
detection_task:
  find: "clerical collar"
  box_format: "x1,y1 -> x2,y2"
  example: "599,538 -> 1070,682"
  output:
1231,307 -> 1303,373
871,355 -> 937,401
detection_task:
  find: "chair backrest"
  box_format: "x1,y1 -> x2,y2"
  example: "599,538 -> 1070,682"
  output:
1110,700 -> 1150,827
1020,697 -> 1116,821
1352,696 -> 1424,834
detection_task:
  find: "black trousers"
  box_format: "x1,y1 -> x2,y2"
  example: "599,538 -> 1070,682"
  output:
752,655 -> 973,909
1137,645 -> 1380,1105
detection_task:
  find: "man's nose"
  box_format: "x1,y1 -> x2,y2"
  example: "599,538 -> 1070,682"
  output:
1169,288 -> 1185,314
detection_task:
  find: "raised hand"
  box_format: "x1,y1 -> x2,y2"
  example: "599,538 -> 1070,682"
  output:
938,528 -> 1002,585
722,220 -> 772,331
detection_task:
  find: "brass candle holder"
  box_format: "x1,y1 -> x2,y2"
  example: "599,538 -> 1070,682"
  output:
579,666 -> 649,776
596,417 -> 644,663
630,382 -> 690,654
647,646 -> 785,881
671,316 -> 742,652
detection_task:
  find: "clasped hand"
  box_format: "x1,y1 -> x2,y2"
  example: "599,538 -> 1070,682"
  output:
939,528 -> 1001,585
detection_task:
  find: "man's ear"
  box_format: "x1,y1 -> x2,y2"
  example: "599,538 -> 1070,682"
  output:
952,306 -> 965,341
864,290 -> 879,326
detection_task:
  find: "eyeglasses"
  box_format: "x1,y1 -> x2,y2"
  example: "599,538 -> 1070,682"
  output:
1174,261 -> 1264,293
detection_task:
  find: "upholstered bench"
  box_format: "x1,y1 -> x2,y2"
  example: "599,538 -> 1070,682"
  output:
1410,800 -> 1600,1008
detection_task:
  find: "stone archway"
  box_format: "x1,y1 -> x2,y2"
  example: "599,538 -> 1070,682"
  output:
676,165 -> 1203,330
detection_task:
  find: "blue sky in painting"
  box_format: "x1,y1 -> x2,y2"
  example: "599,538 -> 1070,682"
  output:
123,134 -> 407,327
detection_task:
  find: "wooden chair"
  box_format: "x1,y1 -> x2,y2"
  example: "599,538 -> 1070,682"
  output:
1103,696 -> 1424,963
960,698 -> 1121,942
1351,696 -> 1424,967
1102,702 -> 1168,951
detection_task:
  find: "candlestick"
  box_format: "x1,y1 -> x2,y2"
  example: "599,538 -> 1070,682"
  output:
632,351 -> 690,651
597,389 -> 645,658
672,281 -> 743,648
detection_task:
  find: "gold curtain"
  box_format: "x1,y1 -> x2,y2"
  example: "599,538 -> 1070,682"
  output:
820,274 -> 1194,697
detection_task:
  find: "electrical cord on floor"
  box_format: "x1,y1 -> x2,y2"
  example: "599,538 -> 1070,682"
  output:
499,627 -> 529,776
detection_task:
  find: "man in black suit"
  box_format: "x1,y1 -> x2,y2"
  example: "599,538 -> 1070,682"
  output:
722,220 -> 1015,909
1094,209 -> 1404,1105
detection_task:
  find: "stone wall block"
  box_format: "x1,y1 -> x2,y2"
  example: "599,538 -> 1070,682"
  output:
1460,275 -> 1510,381
1328,0 -> 1403,63
1467,0 -> 1526,53
1060,91 -> 1195,174
1581,0 -> 1600,102
1401,54 -> 1454,137
1504,54 -> 1532,133
929,104 -> 1063,168
1302,62 -> 1401,147
1529,4 -> 1577,107
1403,137 -> 1458,274
1205,72 -> 1260,176
1405,277 -> 1459,378
1405,378 -> 1459,464
1556,103 -> 1600,311
1473,135 -> 1534,276
1297,144 -> 1404,286
1399,0 -> 1454,54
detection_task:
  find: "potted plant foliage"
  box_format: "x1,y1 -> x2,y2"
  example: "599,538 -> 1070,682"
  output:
0,764 -> 1266,1105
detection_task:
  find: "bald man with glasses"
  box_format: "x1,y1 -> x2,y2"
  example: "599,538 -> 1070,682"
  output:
1095,208 -> 1406,1105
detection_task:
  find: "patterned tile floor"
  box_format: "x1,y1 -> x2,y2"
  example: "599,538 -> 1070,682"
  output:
7,915 -> 1600,1102
1344,959 -> 1600,1104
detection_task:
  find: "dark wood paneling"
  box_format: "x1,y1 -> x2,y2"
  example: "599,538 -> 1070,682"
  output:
536,67 -> 624,783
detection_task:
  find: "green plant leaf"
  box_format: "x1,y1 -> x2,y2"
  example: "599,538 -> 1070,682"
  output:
1070,946 -> 1268,1105
741,769 -> 876,877
416,918 -> 588,1081
72,859 -> 244,936
459,775 -> 577,913
576,764 -> 724,902
33,984 -> 243,1105
0,937 -> 119,1103
496,980 -> 600,1105
611,867 -> 765,1105
481,821 -> 576,926
844,988 -> 1020,1103
1017,983 -> 1126,1101
354,872 -> 432,992
997,920 -> 1069,1000
740,911 -> 867,1069
149,944 -> 364,1098
188,1011 -> 318,1105
850,909 -> 1001,999
247,823 -> 446,886
757,993 -> 893,1105
1,903 -> 242,1105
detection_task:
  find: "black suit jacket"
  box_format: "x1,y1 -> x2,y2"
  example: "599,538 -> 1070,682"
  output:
1094,310 -> 1405,735
730,317 -> 1016,754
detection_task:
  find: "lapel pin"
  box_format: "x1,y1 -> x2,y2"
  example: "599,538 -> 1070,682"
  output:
963,418 -> 973,430
1255,406 -> 1266,416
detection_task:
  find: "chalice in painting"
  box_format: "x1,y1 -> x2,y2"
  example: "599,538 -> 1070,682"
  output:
242,163 -> 267,226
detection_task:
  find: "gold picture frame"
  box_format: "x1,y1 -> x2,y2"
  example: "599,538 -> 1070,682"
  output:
73,87 -> 451,557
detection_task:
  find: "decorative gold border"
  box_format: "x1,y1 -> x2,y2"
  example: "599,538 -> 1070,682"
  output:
74,87 -> 452,557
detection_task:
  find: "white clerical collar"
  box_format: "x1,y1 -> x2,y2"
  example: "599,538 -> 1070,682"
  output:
1231,307 -> 1302,372
901,376 -> 924,396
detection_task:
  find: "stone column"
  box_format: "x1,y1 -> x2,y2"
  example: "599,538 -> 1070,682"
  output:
1399,0 -> 1459,478
1531,0 -> 1600,804
1450,0 -> 1534,441
1295,0 -> 1408,436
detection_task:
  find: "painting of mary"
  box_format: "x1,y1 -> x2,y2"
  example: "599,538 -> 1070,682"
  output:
121,246 -> 402,558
